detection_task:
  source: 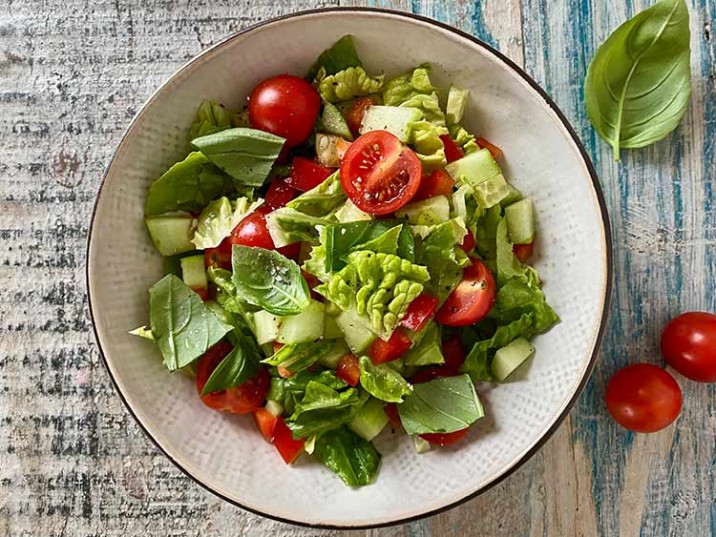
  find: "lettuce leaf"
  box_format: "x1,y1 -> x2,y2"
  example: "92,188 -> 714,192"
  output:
263,340 -> 338,374
287,382 -> 369,438
264,207 -> 332,247
286,171 -> 346,217
269,369 -> 346,415
308,35 -> 363,80
410,120 -> 447,170
383,66 -> 436,106
358,356 -> 413,403
316,66 -> 385,103
191,196 -> 262,249
490,272 -> 560,333
189,100 -> 238,141
414,220 -> 470,303
313,426 -> 381,487
449,123 -> 480,155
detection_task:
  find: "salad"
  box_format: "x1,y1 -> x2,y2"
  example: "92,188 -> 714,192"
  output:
131,36 -> 559,487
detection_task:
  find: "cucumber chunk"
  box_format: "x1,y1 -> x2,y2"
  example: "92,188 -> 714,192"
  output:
505,198 -> 535,244
254,310 -> 281,345
396,195 -> 450,226
335,308 -> 376,354
276,300 -> 325,344
359,105 -> 422,142
446,149 -> 509,208
145,214 -> 195,256
180,255 -> 207,291
320,101 -> 353,140
348,397 -> 389,441
492,337 -> 535,381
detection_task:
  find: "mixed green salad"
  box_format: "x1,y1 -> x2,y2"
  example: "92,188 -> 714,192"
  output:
131,36 -> 558,487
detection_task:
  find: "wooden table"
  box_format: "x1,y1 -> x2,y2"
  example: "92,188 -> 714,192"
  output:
1,1 -> 714,535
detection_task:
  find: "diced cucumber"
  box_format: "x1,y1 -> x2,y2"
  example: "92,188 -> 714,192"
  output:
359,105 -> 422,142
324,301 -> 341,316
492,337 -> 535,381
180,255 -> 207,291
145,214 -> 195,256
324,314 -> 343,339
316,339 -> 350,369
348,398 -> 389,441
276,300 -> 325,344
412,435 -> 432,454
446,149 -> 510,208
335,199 -> 373,223
335,309 -> 376,354
500,183 -> 524,207
396,195 -> 450,226
265,400 -> 283,417
505,198 -> 536,244
472,173 -> 510,209
446,86 -> 470,125
320,101 -> 353,140
254,310 -> 281,345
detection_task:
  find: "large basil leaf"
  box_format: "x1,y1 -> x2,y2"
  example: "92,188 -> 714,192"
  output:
149,275 -> 233,371
585,0 -> 691,160
207,267 -> 256,330
231,245 -> 310,316
358,356 -> 413,403
314,426 -> 381,487
201,329 -> 261,395
397,374 -> 484,435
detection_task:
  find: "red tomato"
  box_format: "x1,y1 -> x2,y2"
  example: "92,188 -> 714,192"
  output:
264,178 -> 297,211
276,242 -> 301,261
435,258 -> 496,327
229,212 -> 275,250
411,365 -> 459,384
605,364 -> 682,433
273,417 -> 305,464
301,270 -> 320,290
420,428 -> 469,446
340,131 -> 422,215
442,336 -> 467,370
414,169 -> 454,201
253,407 -> 279,442
400,294 -> 439,332
661,312 -> 716,382
287,157 -> 334,192
461,229 -> 476,252
345,97 -> 375,137
368,328 -> 412,364
439,134 -> 464,163
192,287 -> 210,301
204,241 -> 232,270
384,403 -> 402,429
336,354 -> 361,387
196,345 -> 270,415
248,74 -> 320,147
476,137 -> 503,160
513,242 -> 534,263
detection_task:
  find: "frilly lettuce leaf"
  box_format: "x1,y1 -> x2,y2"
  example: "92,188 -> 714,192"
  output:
286,171 -> 346,217
449,123 -> 480,155
401,94 -> 446,127
189,100 -> 238,141
303,227 -> 331,282
410,120 -> 447,171
383,66 -> 435,106
414,220 -> 470,303
264,207 -> 332,247
191,196 -> 262,249
316,66 -> 385,103
308,35 -> 363,80
358,356 -> 413,403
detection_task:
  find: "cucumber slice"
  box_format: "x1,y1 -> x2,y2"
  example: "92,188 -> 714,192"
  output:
492,337 -> 535,381
446,148 -> 509,208
335,309 -> 376,354
335,199 -> 373,223
145,214 -> 195,256
265,400 -> 283,417
396,195 -> 450,226
348,398 -> 389,441
276,300 -> 325,344
180,255 -> 207,291
324,314 -> 343,339
505,198 -> 536,244
254,310 -> 281,345
446,86 -> 469,125
321,101 -> 353,140
500,183 -> 524,207
412,435 -> 432,454
316,339 -> 350,369
359,105 -> 422,142
472,173 -> 510,209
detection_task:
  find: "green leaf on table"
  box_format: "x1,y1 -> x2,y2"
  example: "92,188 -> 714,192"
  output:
308,35 -> 364,80
201,330 -> 261,395
585,0 -> 691,160
314,426 -> 381,487
358,356 -> 413,403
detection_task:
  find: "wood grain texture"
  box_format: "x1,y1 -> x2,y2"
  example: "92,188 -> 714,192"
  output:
0,1 -> 714,536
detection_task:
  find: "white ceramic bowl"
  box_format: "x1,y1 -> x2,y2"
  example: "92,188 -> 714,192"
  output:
87,8 -> 612,529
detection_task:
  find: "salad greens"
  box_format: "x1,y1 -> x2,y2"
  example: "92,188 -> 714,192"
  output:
133,34 -> 558,488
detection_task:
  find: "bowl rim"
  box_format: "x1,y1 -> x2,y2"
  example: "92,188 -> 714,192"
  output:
86,6 -> 613,529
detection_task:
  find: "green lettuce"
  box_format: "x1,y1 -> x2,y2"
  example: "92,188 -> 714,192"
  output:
189,100 -> 238,140
287,382 -> 369,438
383,66 -> 436,106
490,272 -> 559,333
264,208 -> 332,247
316,66 -> 385,103
449,123 -> 480,155
414,220 -> 470,303
191,196 -> 262,249
263,340 -> 338,374
358,356 -> 413,403
313,426 -> 381,487
404,323 -> 445,366
269,369 -> 346,415
308,35 -> 363,80
286,171 -> 346,217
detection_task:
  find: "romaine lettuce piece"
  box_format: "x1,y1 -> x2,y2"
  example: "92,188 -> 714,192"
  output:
264,207 -> 332,247
189,99 -> 238,140
316,66 -> 385,103
191,196 -> 262,249
313,426 -> 381,487
308,35 -> 363,80
287,382 -> 369,438
446,86 -> 470,125
383,66 -> 436,106
449,123 -> 480,155
358,356 -> 413,403
414,220 -> 470,303
286,171 -> 346,217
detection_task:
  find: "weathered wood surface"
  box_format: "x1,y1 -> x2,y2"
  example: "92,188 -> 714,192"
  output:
1,0 -> 714,535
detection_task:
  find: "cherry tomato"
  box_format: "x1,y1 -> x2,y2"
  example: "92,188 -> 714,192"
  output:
345,97 -> 375,137
435,258 -> 496,327
248,74 -> 320,147
273,416 -> 305,464
204,241 -> 232,270
414,169 -> 454,201
229,212 -> 275,250
264,178 -> 297,211
253,407 -> 279,442
420,428 -> 469,446
196,344 -> 270,414
340,130 -> 422,215
411,365 -> 459,384
605,364 -> 682,433
476,137 -> 503,160
661,312 -> 716,382
384,403 -> 402,429
192,287 -> 210,301
513,242 -> 534,263
400,294 -> 439,332
336,354 -> 361,386
439,134 -> 464,163
287,157 -> 334,192
461,229 -> 476,252
442,336 -> 467,370
368,328 -> 412,364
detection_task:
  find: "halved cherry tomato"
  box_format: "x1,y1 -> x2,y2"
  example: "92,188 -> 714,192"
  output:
460,229 -> 476,252
229,212 -> 275,250
435,258 -> 496,327
340,131 -> 422,215
411,365 -> 459,384
248,74 -> 320,147
513,242 -> 534,263
385,403 -> 401,429
204,241 -> 232,270
273,417 -> 305,463
253,407 -> 279,442
336,354 -> 361,386
476,137 -> 503,160
442,336 -> 467,370
661,312 -> 716,382
287,157 -> 334,192
605,364 -> 682,433
264,178 -> 297,211
414,169 -> 454,201
439,134 -> 464,163
368,328 -> 412,364
196,344 -> 270,414
400,294 -> 439,332
420,428 -> 469,446
345,97 -> 375,137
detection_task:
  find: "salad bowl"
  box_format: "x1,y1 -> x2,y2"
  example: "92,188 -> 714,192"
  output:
87,8 -> 612,528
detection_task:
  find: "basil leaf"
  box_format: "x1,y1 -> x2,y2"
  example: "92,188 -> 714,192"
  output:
191,128 -> 286,187
585,0 -> 691,160
270,370 -> 347,415
201,330 -> 261,395
314,426 -> 381,487
308,35 -> 363,80
287,383 -> 369,438
207,267 -> 256,330
397,374 -> 484,435
231,245 -> 310,316
358,356 -> 413,403
149,275 -> 233,371
189,100 -> 237,141
144,152 -> 229,216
